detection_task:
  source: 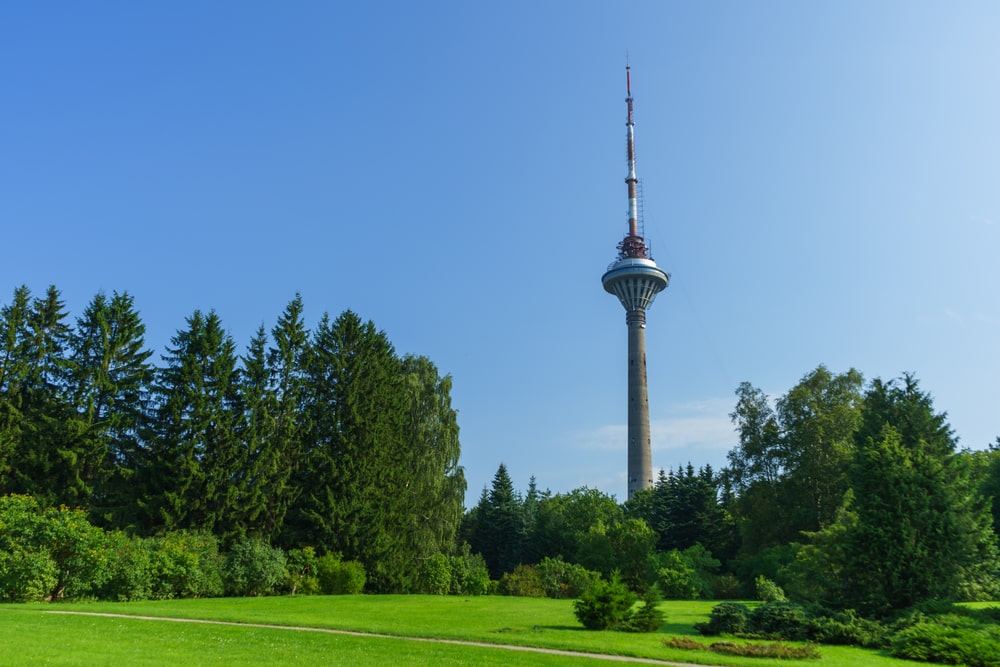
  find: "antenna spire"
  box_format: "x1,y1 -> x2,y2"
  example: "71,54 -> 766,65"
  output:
619,62 -> 646,258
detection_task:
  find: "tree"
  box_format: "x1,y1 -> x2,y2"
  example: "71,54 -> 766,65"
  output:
800,376 -> 999,614
532,486 -> 622,563
5,286 -> 80,507
67,291 -> 153,525
238,296 -> 311,542
140,310 -> 243,536
470,463 -> 524,579
397,355 -> 466,569
288,310 -> 410,591
725,367 -> 863,554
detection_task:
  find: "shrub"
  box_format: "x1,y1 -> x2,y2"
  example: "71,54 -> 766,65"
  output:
666,636 -> 821,659
755,575 -> 787,602
0,548 -> 57,602
696,602 -> 751,636
316,554 -> 366,595
499,564 -> 546,597
620,585 -> 665,633
890,615 -> 1000,667
573,574 -> 636,630
448,546 -> 490,596
0,495 -> 113,600
748,601 -> 809,641
806,608 -> 886,648
284,547 -> 319,595
148,531 -> 224,599
97,532 -> 154,602
536,556 -> 601,599
417,553 -> 451,595
223,539 -> 287,596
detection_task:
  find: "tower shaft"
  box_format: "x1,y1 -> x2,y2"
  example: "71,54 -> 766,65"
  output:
626,310 -> 653,497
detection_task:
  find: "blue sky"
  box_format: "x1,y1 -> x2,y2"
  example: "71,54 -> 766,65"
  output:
3,2 -> 998,503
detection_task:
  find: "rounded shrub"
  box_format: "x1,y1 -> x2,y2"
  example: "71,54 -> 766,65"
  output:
748,601 -> 809,641
417,553 -> 451,595
223,538 -> 287,596
573,574 -> 636,630
499,564 -> 546,597
696,601 -> 751,636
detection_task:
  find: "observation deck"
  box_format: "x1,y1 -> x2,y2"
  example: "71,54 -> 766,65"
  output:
602,256 -> 669,313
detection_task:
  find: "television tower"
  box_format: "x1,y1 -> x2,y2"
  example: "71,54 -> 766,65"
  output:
602,64 -> 670,499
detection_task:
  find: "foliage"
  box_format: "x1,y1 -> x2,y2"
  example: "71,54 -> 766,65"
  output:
283,547 -> 319,595
655,545 -> 719,600
96,530 -> 155,602
498,564 -> 546,597
711,575 -> 742,600
417,553 -> 451,595
748,601 -> 810,640
534,555 -> 600,599
577,518 -> 657,591
890,614 -> 1000,667
315,554 -> 367,595
223,538 -> 287,596
447,543 -> 490,596
619,585 -> 665,633
755,575 -> 787,602
666,636 -> 822,659
147,530 -> 224,599
807,607 -> 887,648
0,494 -> 113,601
695,602 -> 751,636
572,573 -> 636,630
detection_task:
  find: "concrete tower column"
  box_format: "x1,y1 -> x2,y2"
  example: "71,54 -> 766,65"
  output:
626,309 -> 653,498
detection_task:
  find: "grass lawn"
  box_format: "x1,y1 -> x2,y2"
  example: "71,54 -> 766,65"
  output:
1,596 -> 926,666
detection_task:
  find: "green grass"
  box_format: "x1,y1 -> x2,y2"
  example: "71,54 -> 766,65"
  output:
0,596 -> 927,666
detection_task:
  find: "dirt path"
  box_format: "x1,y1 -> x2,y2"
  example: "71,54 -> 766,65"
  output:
45,610 -> 703,666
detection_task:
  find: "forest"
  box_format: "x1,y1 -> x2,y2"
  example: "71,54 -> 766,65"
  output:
3,284 -> 1000,622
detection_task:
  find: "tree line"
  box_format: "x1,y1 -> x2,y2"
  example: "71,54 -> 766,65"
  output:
0,285 -> 465,592
4,282 -> 999,615
465,366 -> 1000,616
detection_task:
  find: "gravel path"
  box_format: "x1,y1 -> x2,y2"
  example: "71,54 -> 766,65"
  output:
45,610 -> 703,666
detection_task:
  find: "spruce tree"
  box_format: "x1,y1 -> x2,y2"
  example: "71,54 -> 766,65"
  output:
68,291 -> 153,525
141,310 -> 243,535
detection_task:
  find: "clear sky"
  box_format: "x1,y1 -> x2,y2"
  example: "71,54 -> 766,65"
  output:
3,2 -> 998,503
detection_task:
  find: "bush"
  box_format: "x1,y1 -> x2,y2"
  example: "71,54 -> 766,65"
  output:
316,554 -> 366,595
890,615 -> 1000,667
284,547 -> 319,595
807,608 -> 886,648
448,546 -> 490,596
696,602 -> 751,636
148,531 -> 224,599
748,601 -> 809,641
620,586 -> 665,633
223,539 -> 287,596
755,575 -> 787,602
0,548 -> 57,602
97,532 -> 154,602
499,564 -> 546,597
573,574 -> 637,630
417,553 -> 451,595
0,495 -> 113,601
536,556 -> 601,599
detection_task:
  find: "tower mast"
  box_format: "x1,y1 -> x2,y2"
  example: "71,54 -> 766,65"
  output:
601,64 -> 670,499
